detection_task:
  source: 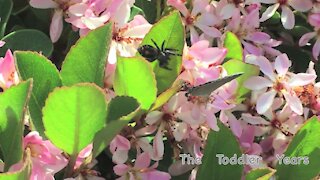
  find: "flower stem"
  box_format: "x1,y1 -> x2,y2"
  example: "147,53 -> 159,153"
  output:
64,154 -> 77,178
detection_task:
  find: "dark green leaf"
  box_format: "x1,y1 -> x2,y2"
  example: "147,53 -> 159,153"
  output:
0,29 -> 53,57
197,122 -> 243,180
0,0 -> 13,38
135,0 -> 157,23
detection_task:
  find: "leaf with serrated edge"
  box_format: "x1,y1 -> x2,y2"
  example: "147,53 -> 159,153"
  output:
114,56 -> 157,110
60,23 -> 112,87
43,83 -> 107,155
136,11 -> 185,93
0,148 -> 32,180
92,96 -> 140,158
14,51 -> 61,137
0,80 -> 32,171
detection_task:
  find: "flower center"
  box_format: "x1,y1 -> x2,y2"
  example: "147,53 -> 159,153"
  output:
278,0 -> 288,5
186,15 -> 196,25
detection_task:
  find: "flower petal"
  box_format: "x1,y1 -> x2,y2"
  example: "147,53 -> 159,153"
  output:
257,56 -> 275,81
281,5 -> 295,29
288,73 -> 316,86
274,53 -> 291,76
29,0 -> 58,8
242,113 -> 270,125
260,3 -> 280,22
134,152 -> 151,169
256,90 -> 277,114
244,76 -> 273,90
283,91 -> 303,115
145,111 -> 163,125
299,32 -> 316,46
152,129 -> 164,160
289,0 -> 312,12
312,38 -> 320,60
50,10 -> 63,43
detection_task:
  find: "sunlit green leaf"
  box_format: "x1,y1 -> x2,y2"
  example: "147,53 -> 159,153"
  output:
137,11 -> 184,93
15,51 -> 61,137
0,80 -> 32,171
43,84 -> 107,155
114,56 -> 157,110
60,23 -> 112,87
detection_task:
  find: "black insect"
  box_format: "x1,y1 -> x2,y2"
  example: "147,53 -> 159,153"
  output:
138,39 -> 181,70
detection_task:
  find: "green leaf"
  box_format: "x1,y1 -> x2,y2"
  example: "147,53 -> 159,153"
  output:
289,26 -> 311,38
135,0 -> 157,23
14,51 -> 62,137
129,6 -> 145,21
150,80 -> 184,111
114,56 -> 157,110
223,60 -> 259,102
0,80 -> 32,171
137,11 -> 184,93
0,0 -> 13,38
275,116 -> 320,180
0,29 -> 53,57
246,168 -> 276,180
12,0 -> 29,15
92,96 -> 140,157
223,32 -> 243,61
0,149 -> 32,180
42,84 -> 107,155
197,122 -> 243,180
60,23 -> 112,87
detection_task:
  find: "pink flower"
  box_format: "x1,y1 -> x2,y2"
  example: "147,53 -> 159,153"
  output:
10,131 -> 68,180
299,13 -> 320,60
259,0 -> 313,29
74,144 -> 93,169
167,0 -> 222,44
29,0 -> 63,42
244,54 -> 316,115
226,5 -> 281,57
66,0 -> 134,36
179,40 -> 227,85
0,50 -> 19,90
113,152 -> 171,180
145,93 -> 191,160
110,135 -> 131,164
105,15 -> 152,87
0,41 -> 5,47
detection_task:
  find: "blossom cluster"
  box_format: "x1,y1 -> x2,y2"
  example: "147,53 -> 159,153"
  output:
0,0 -> 319,179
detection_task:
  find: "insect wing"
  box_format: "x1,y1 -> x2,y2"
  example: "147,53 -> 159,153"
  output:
188,73 -> 243,97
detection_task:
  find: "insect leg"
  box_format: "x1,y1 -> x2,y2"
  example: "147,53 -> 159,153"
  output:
151,39 -> 161,51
